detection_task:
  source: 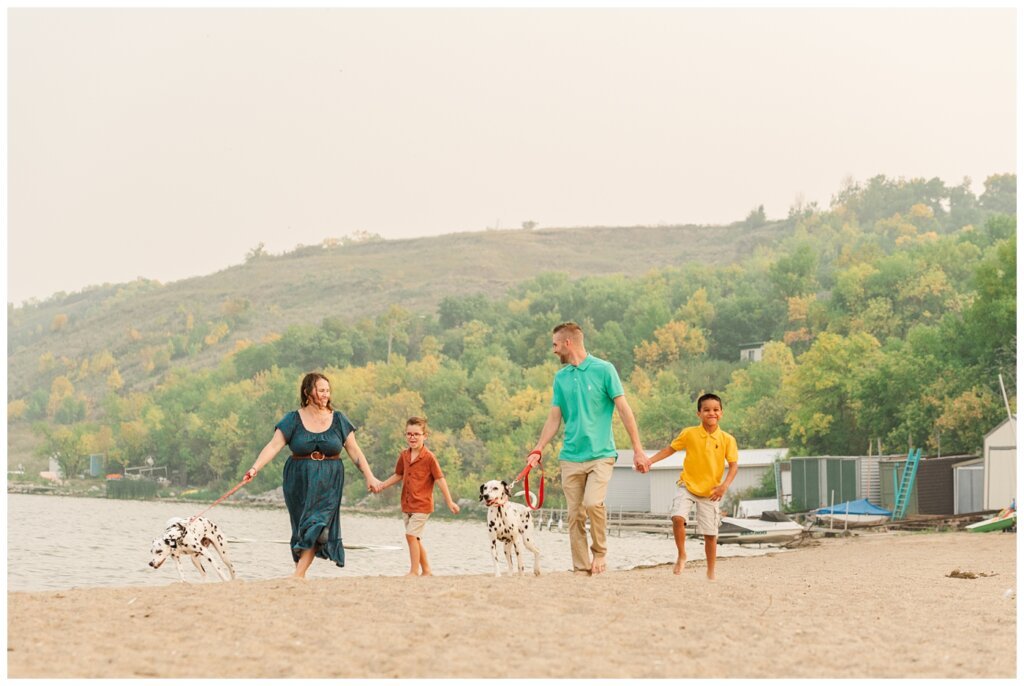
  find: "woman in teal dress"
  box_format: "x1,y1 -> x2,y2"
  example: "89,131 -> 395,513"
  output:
243,372 -> 382,579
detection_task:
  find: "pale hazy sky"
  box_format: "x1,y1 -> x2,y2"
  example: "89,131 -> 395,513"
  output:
6,7 -> 1018,304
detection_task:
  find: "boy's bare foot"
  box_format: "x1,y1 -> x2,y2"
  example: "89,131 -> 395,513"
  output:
421,571 -> 433,577
405,572 -> 420,577
706,571 -> 716,581
673,556 -> 687,575
590,555 -> 607,575
289,574 -> 308,581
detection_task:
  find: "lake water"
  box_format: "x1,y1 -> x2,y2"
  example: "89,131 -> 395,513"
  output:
7,494 -> 784,592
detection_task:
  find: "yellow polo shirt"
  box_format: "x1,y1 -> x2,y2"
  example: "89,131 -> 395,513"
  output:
670,425 -> 739,498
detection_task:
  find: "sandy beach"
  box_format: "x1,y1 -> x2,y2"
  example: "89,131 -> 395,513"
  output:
7,530 -> 1015,678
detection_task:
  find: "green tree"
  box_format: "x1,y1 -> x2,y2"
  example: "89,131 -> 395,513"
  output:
979,173 -> 1016,216
632,371 -> 694,448
959,232 -> 1016,379
36,423 -> 89,479
784,332 -> 882,454
725,342 -> 794,448
770,243 -> 819,298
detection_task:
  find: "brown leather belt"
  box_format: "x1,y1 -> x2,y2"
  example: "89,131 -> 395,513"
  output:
290,451 -> 341,461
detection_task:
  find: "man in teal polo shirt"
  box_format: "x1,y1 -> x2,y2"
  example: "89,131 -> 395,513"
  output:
525,322 -> 650,575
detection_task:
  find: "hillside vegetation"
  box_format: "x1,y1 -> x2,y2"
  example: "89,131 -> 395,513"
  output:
8,173 -> 1016,508
8,220 -> 786,398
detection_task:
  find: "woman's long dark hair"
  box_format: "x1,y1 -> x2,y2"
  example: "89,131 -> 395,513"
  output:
299,372 -> 334,412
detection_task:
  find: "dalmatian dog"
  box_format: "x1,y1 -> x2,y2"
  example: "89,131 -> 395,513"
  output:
479,480 -> 541,577
148,516 -> 236,582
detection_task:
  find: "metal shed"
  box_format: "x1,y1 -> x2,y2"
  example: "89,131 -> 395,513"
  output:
789,455 -> 889,511
791,456 -> 860,511
983,418 -> 1016,510
604,452 -> 653,512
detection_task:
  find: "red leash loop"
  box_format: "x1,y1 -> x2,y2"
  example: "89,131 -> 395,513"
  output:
189,479 -> 247,521
515,459 -> 545,511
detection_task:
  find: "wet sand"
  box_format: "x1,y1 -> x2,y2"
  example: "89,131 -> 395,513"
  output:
7,531 -> 1016,678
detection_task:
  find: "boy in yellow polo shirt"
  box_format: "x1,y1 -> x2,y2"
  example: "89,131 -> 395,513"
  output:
647,393 -> 738,580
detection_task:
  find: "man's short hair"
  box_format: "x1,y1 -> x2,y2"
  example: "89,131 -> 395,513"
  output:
553,321 -> 584,343
697,393 -> 722,411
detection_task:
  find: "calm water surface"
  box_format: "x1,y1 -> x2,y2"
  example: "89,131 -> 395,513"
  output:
7,494 -> 783,591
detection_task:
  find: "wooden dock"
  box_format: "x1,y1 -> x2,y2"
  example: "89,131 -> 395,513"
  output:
532,508 -> 679,536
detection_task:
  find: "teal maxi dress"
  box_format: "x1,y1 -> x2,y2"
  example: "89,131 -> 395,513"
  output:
275,410 -> 356,567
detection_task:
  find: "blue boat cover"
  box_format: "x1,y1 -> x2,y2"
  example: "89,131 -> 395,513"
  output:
815,498 -> 892,516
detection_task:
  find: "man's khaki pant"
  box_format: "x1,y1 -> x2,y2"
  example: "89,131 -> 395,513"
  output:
559,457 -> 616,572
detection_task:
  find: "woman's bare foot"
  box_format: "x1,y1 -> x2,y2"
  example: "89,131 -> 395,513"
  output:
673,556 -> 687,575
590,555 -> 607,575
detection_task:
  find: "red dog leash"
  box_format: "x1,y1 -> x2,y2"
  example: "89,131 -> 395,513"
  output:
189,479 -> 247,522
513,450 -> 545,510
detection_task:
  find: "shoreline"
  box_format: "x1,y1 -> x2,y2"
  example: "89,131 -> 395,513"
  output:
6,485 -> 437,518
8,530 -> 1015,678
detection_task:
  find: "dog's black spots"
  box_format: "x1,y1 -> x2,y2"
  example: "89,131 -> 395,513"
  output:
150,516 -> 235,583
482,479 -> 541,577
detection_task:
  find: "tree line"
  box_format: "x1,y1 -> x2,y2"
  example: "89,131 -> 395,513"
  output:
17,173 -> 1016,505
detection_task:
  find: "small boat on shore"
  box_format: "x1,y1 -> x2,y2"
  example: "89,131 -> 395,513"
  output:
814,499 -> 892,527
717,511 -> 804,544
966,507 -> 1016,533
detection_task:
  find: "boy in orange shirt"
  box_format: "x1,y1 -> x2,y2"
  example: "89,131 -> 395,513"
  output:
647,393 -> 738,580
378,417 -> 460,576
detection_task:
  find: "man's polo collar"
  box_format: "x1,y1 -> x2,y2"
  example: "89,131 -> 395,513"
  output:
574,354 -> 594,371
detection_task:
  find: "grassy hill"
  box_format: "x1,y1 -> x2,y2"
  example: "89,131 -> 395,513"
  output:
8,219 -> 792,399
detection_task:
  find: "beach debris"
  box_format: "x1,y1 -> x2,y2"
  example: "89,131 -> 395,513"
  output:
1002,588 -> 1015,599
127,597 -> 137,605
946,568 -> 999,579
948,569 -> 977,579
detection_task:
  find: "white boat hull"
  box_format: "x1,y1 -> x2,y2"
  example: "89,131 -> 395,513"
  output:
714,517 -> 804,544
815,514 -> 890,527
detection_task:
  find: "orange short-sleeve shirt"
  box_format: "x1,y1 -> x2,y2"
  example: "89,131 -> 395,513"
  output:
395,447 -> 445,514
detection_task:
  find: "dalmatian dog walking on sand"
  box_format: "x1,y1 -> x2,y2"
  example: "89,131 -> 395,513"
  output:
148,516 -> 236,582
479,480 -> 541,577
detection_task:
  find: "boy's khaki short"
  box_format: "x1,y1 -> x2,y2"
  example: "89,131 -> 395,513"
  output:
669,486 -> 722,536
404,512 -> 430,538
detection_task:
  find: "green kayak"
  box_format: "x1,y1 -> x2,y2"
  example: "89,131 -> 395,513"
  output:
966,510 -> 1016,533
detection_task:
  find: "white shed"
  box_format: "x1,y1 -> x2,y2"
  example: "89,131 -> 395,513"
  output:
605,448 -> 789,514
983,417 -> 1016,510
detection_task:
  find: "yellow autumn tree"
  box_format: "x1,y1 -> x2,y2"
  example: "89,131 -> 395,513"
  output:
8,399 -> 27,420
106,368 -> 125,393
634,320 -> 707,368
47,376 -> 75,417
